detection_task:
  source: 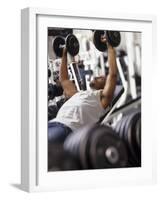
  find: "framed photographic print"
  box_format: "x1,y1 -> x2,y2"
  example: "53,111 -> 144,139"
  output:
21,7 -> 157,192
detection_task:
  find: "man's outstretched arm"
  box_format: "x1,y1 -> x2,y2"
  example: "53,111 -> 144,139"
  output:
101,45 -> 118,109
59,48 -> 77,98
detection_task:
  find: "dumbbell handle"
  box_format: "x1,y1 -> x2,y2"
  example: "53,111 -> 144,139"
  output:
59,44 -> 65,48
100,32 -> 112,44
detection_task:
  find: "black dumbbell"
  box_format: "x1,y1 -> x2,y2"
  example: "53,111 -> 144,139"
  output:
93,30 -> 121,52
48,105 -> 59,121
48,68 -> 51,78
53,34 -> 80,57
64,124 -> 128,169
48,99 -> 66,121
56,98 -> 66,109
115,110 -> 141,167
48,83 -> 63,100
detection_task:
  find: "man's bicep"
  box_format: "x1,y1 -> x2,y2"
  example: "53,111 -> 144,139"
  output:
61,80 -> 78,98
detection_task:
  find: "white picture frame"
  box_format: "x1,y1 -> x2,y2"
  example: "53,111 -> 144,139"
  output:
21,7 -> 157,192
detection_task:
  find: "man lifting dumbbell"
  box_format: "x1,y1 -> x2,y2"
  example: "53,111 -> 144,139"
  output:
48,32 -> 118,143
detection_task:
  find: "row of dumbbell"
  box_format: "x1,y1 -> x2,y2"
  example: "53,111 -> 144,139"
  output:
48,109 -> 141,171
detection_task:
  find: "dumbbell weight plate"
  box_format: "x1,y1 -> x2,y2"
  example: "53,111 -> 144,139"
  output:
133,117 -> 139,148
93,30 -> 107,52
78,125 -> 95,169
124,111 -> 140,165
56,98 -> 66,109
115,118 -> 122,136
64,125 -> 92,169
48,105 -> 59,121
53,36 -> 65,57
120,112 -> 136,165
48,68 -> 51,78
106,31 -> 121,47
123,112 -> 137,142
136,117 -> 141,149
119,115 -> 128,140
89,125 -> 128,168
66,34 -> 80,56
116,115 -> 133,167
48,83 -> 55,100
133,115 -> 141,150
130,113 -> 141,165
128,113 -> 141,165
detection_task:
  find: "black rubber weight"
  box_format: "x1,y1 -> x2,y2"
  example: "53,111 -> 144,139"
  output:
93,30 -> 107,52
123,111 -> 140,165
89,125 -> 128,168
53,36 -> 65,57
136,117 -> 141,149
66,34 -> 80,56
126,113 -> 139,164
106,31 -> 121,47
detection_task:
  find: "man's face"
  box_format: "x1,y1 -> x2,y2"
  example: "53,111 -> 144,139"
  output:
89,76 -> 106,90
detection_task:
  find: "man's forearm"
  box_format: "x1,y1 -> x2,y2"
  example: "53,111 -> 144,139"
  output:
108,46 -> 117,77
101,46 -> 117,106
59,49 -> 69,82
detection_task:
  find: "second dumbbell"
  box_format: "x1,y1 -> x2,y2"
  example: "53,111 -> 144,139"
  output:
93,30 -> 121,52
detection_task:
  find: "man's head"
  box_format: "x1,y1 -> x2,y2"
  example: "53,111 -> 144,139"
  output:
89,76 -> 106,90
